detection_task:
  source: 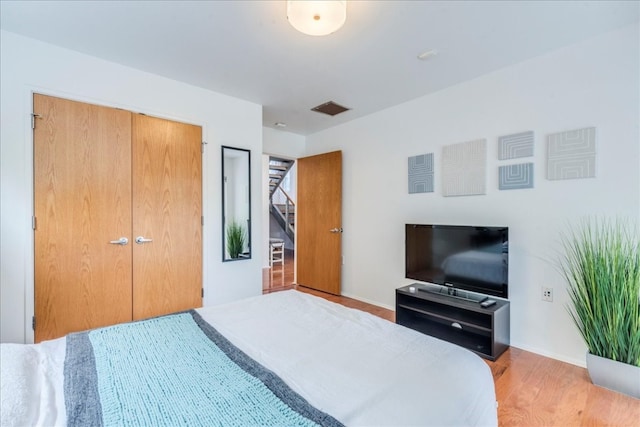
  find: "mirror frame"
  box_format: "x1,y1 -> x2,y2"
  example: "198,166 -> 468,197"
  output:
221,145 -> 251,262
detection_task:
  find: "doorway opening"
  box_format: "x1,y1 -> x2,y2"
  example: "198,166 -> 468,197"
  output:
265,156 -> 296,292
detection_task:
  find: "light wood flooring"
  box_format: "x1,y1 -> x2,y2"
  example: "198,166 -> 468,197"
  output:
263,255 -> 640,426
262,249 -> 296,293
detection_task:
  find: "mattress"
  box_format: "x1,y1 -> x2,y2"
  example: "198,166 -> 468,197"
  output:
0,290 -> 498,426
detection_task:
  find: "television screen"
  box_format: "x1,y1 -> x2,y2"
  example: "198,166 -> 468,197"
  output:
405,224 -> 508,298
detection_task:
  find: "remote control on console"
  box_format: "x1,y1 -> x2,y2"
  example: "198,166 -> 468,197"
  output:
480,299 -> 496,308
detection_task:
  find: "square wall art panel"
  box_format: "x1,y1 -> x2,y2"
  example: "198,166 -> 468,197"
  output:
547,127 -> 596,180
442,139 -> 486,197
498,131 -> 534,160
499,163 -> 534,190
408,153 -> 434,194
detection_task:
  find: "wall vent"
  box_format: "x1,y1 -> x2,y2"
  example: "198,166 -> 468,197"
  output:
311,101 -> 350,116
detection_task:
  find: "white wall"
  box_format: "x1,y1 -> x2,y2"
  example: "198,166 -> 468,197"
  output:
305,24 -> 640,366
263,127 -> 307,159
0,31 -> 264,344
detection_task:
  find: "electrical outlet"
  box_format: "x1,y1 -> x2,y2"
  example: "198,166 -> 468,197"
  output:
542,287 -> 553,302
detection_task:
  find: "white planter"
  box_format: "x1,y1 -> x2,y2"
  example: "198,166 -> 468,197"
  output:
586,352 -> 640,399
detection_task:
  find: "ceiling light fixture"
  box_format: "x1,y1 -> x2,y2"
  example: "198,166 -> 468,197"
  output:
287,1 -> 347,36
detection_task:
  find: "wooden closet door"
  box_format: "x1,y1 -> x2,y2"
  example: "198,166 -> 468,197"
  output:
34,94 -> 133,342
131,114 -> 202,320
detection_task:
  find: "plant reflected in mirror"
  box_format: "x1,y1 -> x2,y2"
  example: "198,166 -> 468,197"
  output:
226,220 -> 246,259
222,146 -> 251,261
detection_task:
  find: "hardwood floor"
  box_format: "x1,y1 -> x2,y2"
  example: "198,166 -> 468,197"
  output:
488,346 -> 640,426
262,260 -> 640,426
262,249 -> 295,293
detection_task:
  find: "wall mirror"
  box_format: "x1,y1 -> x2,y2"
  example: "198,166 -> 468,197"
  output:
222,146 -> 251,261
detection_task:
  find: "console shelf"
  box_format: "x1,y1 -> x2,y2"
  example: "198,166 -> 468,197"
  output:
396,284 -> 510,361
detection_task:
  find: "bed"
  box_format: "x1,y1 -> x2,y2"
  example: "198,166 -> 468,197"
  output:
1,290 -> 498,426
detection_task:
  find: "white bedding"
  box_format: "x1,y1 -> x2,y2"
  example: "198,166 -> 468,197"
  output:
1,336 -> 66,426
1,290 -> 497,426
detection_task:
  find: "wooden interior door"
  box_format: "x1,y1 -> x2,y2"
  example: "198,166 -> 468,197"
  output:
34,94 -> 133,342
296,151 -> 342,295
131,114 -> 202,319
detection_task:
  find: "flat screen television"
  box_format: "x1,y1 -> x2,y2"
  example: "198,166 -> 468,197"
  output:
405,224 -> 508,299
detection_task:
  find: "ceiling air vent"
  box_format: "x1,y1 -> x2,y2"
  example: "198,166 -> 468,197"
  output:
311,101 -> 350,116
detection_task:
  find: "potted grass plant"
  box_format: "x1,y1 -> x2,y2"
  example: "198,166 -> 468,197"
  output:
560,218 -> 640,398
226,221 -> 246,259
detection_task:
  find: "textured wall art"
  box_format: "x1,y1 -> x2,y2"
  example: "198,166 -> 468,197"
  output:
547,127 -> 596,180
442,139 -> 486,197
408,153 -> 434,194
499,163 -> 534,190
498,131 -> 534,160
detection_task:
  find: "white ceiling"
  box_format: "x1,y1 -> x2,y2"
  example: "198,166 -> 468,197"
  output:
1,1 -> 638,136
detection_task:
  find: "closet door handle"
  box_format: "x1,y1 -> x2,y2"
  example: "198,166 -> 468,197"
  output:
109,237 -> 129,245
135,236 -> 153,244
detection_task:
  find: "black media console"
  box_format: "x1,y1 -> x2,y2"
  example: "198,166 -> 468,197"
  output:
396,284 -> 510,361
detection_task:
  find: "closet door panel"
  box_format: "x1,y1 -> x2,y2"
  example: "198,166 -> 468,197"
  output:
131,114 -> 203,320
34,94 -> 133,342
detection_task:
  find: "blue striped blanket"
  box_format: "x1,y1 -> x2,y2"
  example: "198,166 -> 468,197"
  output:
63,311 -> 343,427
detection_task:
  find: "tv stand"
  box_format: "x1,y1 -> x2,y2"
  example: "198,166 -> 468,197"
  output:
396,284 -> 510,360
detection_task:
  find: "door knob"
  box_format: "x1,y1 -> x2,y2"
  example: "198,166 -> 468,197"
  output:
135,236 -> 153,244
109,237 -> 129,245
329,228 -> 343,233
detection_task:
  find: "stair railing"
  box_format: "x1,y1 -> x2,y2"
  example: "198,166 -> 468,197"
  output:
270,186 -> 295,240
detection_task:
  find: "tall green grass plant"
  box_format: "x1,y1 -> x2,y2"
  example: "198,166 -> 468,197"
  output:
226,221 -> 246,259
560,218 -> 640,367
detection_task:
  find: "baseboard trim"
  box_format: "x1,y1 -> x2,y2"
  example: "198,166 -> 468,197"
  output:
340,292 -> 395,312
510,341 -> 587,368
